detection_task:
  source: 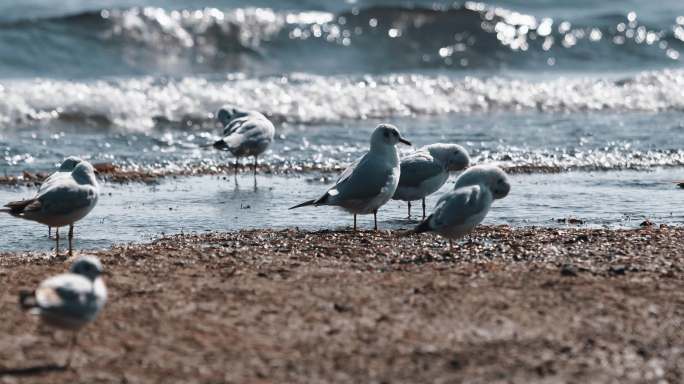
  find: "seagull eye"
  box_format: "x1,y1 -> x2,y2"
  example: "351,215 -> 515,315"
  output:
392,131 -> 398,136
383,130 -> 390,138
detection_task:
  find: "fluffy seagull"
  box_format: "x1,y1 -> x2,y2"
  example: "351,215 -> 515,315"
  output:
2,161 -> 99,256
39,156 -> 83,238
414,165 -> 510,248
19,256 -> 107,368
393,143 -> 470,219
290,124 -> 411,230
212,106 -> 275,176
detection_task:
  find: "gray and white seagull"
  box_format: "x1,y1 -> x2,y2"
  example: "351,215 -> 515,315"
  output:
19,255 -> 108,368
211,105 -> 275,176
393,143 -> 470,219
290,124 -> 411,230
414,165 -> 511,249
38,156 -> 83,238
2,161 -> 99,256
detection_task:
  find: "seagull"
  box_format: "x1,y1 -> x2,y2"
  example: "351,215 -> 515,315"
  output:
290,124 -> 411,230
38,157 -> 83,238
393,143 -> 470,219
212,106 -> 275,176
19,256 -> 107,368
1,161 -> 99,256
414,165 -> 510,249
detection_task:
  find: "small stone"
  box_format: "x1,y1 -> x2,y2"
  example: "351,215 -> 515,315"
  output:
609,265 -> 627,275
560,264 -> 578,277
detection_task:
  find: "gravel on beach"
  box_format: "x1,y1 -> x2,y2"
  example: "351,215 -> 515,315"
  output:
1,226 -> 683,383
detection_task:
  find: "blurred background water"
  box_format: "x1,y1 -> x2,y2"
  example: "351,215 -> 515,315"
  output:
0,0 -> 682,250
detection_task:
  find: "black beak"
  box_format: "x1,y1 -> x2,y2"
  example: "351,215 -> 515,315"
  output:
399,136 -> 412,146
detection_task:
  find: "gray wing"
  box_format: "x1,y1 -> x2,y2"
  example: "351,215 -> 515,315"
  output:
221,114 -> 275,150
36,274 -> 103,320
330,153 -> 394,201
36,274 -> 92,310
430,185 -> 489,230
398,152 -> 445,188
36,184 -> 96,215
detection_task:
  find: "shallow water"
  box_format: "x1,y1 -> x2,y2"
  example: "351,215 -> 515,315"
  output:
0,169 -> 681,252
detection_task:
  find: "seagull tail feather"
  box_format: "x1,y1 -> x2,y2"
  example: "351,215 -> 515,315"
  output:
289,199 -> 316,210
413,215 -> 434,234
213,139 -> 230,151
18,290 -> 37,310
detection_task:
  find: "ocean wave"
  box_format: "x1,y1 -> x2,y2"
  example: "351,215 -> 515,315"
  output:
0,3 -> 681,77
0,69 -> 683,129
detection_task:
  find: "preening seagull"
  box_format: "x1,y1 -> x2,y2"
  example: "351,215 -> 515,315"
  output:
38,156 -> 83,238
2,161 -> 99,256
393,143 -> 470,219
290,124 -> 412,230
212,106 -> 275,176
19,256 -> 107,368
414,165 -> 510,249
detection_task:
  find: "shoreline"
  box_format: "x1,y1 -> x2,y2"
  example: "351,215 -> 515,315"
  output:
1,162 -> 683,187
1,226 -> 683,382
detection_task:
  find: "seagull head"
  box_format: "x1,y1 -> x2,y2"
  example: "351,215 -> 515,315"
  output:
70,256 -> 105,281
72,161 -> 99,186
216,105 -> 248,126
59,156 -> 83,172
371,124 -> 411,149
426,143 -> 470,171
454,165 -> 510,199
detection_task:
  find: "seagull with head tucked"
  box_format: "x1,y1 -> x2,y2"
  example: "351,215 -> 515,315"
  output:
2,161 -> 99,256
38,156 -> 83,238
414,165 -> 510,249
290,124 -> 412,230
212,105 -> 275,176
19,255 -> 108,368
393,143 -> 470,219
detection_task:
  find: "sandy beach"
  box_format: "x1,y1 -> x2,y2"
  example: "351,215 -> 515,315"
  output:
1,226 -> 683,383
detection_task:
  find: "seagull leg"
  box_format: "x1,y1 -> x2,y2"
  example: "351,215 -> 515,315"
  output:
64,331 -> 78,369
422,198 -> 426,219
234,157 -> 238,177
68,224 -> 74,256
449,239 -> 453,252
353,214 -> 357,231
373,209 -> 378,231
55,228 -> 60,256
407,201 -> 411,219
253,156 -> 258,176
48,226 -> 52,238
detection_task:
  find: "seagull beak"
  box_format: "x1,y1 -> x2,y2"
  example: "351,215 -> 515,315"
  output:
398,136 -> 412,146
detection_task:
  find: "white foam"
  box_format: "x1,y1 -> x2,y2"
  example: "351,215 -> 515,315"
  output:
1,69 -> 683,130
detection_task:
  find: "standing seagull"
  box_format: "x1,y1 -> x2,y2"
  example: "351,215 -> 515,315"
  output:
212,106 -> 275,176
393,143 -> 470,219
19,256 -> 107,368
414,165 -> 510,249
290,124 -> 411,230
1,161 -> 99,256
39,156 -> 83,238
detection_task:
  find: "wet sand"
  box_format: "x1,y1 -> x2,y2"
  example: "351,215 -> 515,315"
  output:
2,162 -> 682,187
1,226 -> 683,383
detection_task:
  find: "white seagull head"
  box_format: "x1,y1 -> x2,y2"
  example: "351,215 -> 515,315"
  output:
427,143 -> 470,171
59,156 -> 83,172
216,105 -> 248,126
370,124 -> 412,149
72,161 -> 98,186
454,165 -> 510,199
69,256 -> 105,281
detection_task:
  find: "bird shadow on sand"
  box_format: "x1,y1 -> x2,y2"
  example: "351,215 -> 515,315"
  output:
0,363 -> 67,376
